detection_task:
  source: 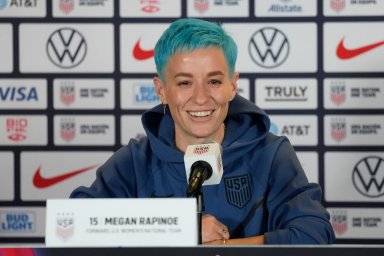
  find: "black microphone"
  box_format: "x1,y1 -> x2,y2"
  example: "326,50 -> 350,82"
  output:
187,161 -> 213,197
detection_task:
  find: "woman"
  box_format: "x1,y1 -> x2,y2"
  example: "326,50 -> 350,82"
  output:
71,18 -> 335,245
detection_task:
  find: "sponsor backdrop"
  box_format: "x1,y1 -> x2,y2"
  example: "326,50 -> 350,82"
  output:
0,0 -> 383,244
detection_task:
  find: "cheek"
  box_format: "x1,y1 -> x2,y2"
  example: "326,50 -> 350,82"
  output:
166,90 -> 188,106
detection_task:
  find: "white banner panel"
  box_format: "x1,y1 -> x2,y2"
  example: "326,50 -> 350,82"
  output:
0,24 -> 13,73
121,115 -> 146,145
255,0 -> 317,17
53,79 -> 114,109
223,23 -> 317,73
120,79 -> 160,110
20,151 -> 113,201
324,115 -> 384,146
46,198 -> 197,247
120,23 -> 168,73
324,152 -> 384,202
0,152 -> 14,201
52,0 -> 114,17
324,0 -> 384,16
0,0 -> 46,17
120,0 -> 181,17
329,208 -> 384,239
324,22 -> 384,72
236,78 -> 250,100
255,78 -> 317,109
0,79 -> 47,109
0,115 -> 47,145
54,115 -> 115,145
269,115 -> 318,146
0,207 -> 46,237
297,152 -> 319,184
324,78 -> 384,109
19,23 -> 114,73
187,0 -> 249,17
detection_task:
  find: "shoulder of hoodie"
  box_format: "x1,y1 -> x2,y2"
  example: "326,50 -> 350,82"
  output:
108,136 -> 151,164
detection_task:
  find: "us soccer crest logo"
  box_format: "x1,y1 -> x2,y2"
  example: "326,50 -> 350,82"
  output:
224,175 -> 251,209
56,213 -> 74,241
331,210 -> 347,235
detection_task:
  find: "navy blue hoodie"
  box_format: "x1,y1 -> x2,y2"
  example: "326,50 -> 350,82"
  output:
71,95 -> 335,244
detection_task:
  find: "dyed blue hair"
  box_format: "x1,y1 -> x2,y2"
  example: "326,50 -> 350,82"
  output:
154,18 -> 238,82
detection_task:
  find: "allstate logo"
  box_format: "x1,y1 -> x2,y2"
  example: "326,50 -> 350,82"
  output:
0,0 -> 7,10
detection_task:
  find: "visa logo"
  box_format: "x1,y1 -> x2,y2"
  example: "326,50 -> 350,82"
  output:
0,87 -> 38,101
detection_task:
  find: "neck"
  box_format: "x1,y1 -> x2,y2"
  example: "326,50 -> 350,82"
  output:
175,123 -> 225,152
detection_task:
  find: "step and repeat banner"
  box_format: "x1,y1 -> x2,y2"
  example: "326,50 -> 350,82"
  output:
0,0 -> 384,244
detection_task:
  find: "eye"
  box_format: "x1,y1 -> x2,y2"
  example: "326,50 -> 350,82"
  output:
177,80 -> 191,87
209,79 -> 222,86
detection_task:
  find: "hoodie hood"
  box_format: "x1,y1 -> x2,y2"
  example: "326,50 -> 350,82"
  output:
141,94 -> 270,163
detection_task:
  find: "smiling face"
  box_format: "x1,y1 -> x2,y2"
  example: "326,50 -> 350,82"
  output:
154,47 -> 238,152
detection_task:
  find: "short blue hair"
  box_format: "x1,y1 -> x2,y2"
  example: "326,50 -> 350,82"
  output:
154,18 -> 238,82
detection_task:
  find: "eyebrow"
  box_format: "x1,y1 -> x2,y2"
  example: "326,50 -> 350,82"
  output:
174,71 -> 224,78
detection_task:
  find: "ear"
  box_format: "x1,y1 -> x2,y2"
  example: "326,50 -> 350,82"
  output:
153,76 -> 167,104
230,72 -> 239,101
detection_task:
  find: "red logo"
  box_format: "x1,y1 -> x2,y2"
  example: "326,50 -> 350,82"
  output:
193,145 -> 210,155
59,0 -> 74,14
336,38 -> 384,59
133,38 -> 155,60
194,0 -> 209,13
33,164 -> 99,188
6,118 -> 28,142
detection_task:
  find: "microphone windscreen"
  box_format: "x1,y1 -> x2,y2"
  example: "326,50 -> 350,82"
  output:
184,141 -> 223,186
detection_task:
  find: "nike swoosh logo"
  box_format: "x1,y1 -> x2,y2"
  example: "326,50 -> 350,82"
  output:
33,164 -> 99,188
133,38 -> 154,60
336,38 -> 384,59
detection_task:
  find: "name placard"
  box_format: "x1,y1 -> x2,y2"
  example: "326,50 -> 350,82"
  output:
45,198 -> 197,247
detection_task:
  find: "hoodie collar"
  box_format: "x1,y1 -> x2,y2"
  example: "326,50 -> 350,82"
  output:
141,95 -> 270,163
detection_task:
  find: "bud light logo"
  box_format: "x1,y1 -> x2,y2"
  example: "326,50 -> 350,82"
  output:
0,0 -> 7,10
0,211 -> 35,233
193,145 -> 209,155
133,84 -> 160,105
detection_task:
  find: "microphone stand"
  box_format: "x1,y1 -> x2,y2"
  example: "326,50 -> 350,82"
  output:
188,185 -> 204,245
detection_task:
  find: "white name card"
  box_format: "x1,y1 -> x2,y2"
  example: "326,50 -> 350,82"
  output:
45,198 -> 198,247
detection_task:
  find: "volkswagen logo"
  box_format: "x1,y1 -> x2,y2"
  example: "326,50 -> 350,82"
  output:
46,28 -> 87,69
248,27 -> 289,68
352,156 -> 384,198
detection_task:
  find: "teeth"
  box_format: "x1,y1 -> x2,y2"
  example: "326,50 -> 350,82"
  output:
189,111 -> 212,117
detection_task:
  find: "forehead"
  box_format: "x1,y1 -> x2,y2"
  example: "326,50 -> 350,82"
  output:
166,47 -> 228,73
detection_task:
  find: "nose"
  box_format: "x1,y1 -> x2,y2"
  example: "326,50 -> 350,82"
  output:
192,83 -> 210,105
